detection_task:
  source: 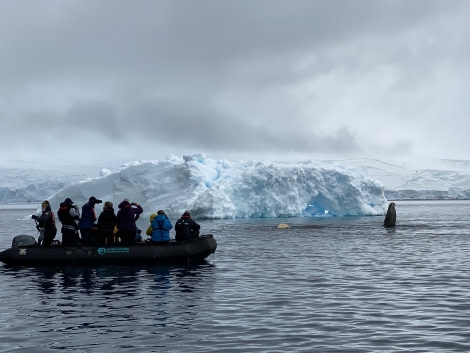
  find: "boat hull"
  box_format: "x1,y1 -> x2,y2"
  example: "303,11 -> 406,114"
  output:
0,234 -> 217,266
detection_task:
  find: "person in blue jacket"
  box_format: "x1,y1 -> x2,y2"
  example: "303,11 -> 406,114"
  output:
150,210 -> 173,243
80,196 -> 102,244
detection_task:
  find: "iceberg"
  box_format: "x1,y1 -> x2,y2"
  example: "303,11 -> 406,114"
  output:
46,153 -> 388,219
4,156 -> 470,205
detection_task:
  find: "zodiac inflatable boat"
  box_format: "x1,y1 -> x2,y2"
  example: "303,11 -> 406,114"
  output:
0,234 -> 217,265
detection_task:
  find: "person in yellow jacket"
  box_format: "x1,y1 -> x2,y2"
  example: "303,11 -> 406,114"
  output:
146,213 -> 157,237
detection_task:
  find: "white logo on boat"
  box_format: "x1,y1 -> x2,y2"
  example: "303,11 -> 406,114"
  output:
97,247 -> 130,255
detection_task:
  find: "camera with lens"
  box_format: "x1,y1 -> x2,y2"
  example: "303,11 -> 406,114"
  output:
95,199 -> 103,204
131,202 -> 136,206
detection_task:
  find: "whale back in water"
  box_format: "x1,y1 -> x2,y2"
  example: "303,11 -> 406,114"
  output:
383,202 -> 396,227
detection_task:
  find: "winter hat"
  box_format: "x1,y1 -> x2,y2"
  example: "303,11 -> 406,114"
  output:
182,210 -> 191,217
89,196 -> 102,204
64,198 -> 73,206
118,199 -> 131,209
157,210 -> 165,215
41,200 -> 50,208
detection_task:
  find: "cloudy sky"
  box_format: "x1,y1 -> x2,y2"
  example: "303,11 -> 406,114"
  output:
2,0 -> 469,170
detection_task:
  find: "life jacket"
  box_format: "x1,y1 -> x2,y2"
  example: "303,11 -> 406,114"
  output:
50,210 -> 56,228
42,210 -> 57,238
57,205 -> 77,229
151,215 -> 172,242
175,217 -> 192,241
42,210 -> 55,229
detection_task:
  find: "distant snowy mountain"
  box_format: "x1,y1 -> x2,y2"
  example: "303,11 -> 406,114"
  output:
0,165 -> 108,203
345,158 -> 470,200
1,155 -> 470,209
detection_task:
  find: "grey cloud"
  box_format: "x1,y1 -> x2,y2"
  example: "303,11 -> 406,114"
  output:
1,0 -> 469,165
63,101 -> 123,140
4,101 -> 122,144
122,97 -> 361,155
0,1 -> 460,85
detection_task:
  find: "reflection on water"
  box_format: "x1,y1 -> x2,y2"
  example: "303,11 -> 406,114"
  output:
0,262 -> 217,352
2,262 -> 215,296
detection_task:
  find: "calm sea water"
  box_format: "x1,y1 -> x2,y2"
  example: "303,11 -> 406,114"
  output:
1,201 -> 470,352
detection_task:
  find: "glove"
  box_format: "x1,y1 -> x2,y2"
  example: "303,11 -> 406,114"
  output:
31,215 -> 39,221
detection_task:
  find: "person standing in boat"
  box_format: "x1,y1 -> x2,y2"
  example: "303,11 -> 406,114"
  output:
57,198 -> 81,245
116,199 -> 143,244
175,210 -> 200,241
32,200 -> 57,246
97,201 -> 117,245
80,196 -> 102,244
149,210 -> 173,243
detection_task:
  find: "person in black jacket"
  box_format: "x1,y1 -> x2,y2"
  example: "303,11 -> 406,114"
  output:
57,198 -> 81,245
97,201 -> 117,245
175,210 -> 200,241
32,200 -> 57,246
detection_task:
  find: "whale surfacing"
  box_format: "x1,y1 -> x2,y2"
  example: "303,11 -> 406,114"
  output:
383,202 -> 396,227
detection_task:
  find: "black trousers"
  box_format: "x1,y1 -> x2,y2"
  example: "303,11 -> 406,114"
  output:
61,228 -> 80,245
118,229 -> 135,244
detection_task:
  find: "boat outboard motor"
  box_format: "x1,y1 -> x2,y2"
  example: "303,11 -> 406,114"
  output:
12,235 -> 37,247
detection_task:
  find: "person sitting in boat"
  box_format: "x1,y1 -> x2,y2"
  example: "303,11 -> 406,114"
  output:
116,199 -> 143,244
57,198 -> 81,245
145,213 -> 157,237
32,200 -> 57,246
80,196 -> 102,244
175,210 -> 200,241
135,227 -> 144,243
97,201 -> 117,245
149,210 -> 173,243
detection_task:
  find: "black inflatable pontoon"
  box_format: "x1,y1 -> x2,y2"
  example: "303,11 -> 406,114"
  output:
0,234 -> 217,265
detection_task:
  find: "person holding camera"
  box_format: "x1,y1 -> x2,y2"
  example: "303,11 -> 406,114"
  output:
32,200 -> 57,246
116,199 -> 143,244
80,196 -> 102,244
57,198 -> 81,245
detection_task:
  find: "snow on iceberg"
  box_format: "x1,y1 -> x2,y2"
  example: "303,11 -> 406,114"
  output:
47,153 -> 388,220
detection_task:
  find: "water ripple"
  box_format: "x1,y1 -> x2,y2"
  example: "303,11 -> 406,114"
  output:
1,201 -> 470,352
